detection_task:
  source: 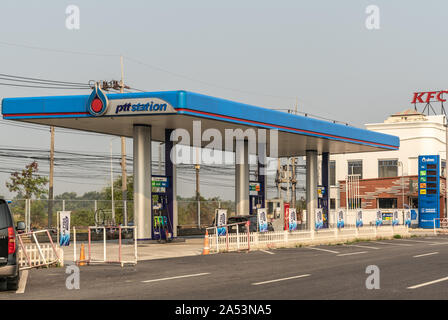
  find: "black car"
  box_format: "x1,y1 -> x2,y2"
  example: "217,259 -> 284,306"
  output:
226,215 -> 274,233
0,199 -> 25,290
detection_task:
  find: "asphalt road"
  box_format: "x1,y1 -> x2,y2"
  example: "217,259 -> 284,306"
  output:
2,235 -> 448,300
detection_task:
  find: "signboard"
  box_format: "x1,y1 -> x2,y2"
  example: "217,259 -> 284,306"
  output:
317,186 -> 326,197
356,210 -> 363,227
152,176 -> 169,193
405,210 -> 411,226
315,209 -> 323,230
392,210 -> 399,226
412,91 -> 448,104
375,210 -> 383,226
337,210 -> 345,229
418,155 -> 440,228
257,208 -> 268,233
288,208 -> 297,231
216,209 -> 227,236
249,182 -> 261,196
382,212 -> 393,222
59,211 -> 71,246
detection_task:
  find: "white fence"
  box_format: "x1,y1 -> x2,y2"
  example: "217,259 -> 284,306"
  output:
208,225 -> 410,253
17,230 -> 63,269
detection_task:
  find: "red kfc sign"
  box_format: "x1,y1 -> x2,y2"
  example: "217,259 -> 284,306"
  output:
412,91 -> 448,104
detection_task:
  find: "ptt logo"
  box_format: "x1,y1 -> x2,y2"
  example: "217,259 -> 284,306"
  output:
87,85 -> 108,116
115,101 -> 168,114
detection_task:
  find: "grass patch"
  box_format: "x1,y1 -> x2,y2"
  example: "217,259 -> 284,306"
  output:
393,234 -> 402,239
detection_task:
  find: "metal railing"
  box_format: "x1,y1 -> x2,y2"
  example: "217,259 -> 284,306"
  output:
17,229 -> 63,269
207,225 -> 410,253
73,225 -> 137,267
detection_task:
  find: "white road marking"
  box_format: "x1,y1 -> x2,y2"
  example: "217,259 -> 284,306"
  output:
407,276 -> 448,289
370,241 -> 411,247
16,270 -> 28,294
345,244 -> 380,250
142,272 -> 210,283
413,252 -> 439,258
337,251 -> 367,257
259,250 -> 275,255
252,274 -> 311,286
428,242 -> 448,246
396,239 -> 440,244
307,247 -> 340,254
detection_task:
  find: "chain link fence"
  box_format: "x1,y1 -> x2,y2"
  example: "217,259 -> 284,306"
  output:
8,198 -> 235,230
177,200 -> 236,228
8,199 -> 134,230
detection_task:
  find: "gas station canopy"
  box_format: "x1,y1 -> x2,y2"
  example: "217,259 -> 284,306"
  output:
2,90 -> 399,156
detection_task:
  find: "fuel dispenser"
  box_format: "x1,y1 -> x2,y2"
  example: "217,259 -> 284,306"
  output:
318,185 -> 329,228
152,176 -> 173,242
249,181 -> 263,215
266,198 -> 284,231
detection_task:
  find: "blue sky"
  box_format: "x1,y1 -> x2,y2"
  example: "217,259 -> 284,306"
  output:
0,0 -> 447,199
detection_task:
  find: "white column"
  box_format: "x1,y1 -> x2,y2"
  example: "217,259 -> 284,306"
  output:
133,125 -> 152,240
306,150 -> 318,230
235,139 -> 250,215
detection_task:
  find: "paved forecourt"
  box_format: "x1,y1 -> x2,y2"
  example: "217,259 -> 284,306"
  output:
3,235 -> 448,300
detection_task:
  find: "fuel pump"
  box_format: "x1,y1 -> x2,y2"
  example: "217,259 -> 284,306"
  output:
152,176 -> 173,242
266,198 -> 284,231
317,185 -> 329,228
249,181 -> 263,215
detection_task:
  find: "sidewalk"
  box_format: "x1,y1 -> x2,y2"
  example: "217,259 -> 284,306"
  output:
62,237 -> 204,264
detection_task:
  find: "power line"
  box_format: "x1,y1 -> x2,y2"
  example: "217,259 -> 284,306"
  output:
0,73 -> 91,87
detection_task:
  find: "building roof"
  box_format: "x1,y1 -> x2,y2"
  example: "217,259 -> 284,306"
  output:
1,90 -> 399,156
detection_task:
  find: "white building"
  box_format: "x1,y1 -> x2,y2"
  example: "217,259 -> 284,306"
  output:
328,109 -> 447,210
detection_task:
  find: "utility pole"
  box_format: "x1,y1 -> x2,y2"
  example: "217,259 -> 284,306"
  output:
119,56 -> 128,226
291,98 -> 298,208
48,126 -> 55,228
291,157 -> 297,209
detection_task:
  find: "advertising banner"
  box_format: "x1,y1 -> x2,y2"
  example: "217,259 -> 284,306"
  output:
337,210 -> 345,229
392,210 -> 400,226
257,208 -> 268,232
375,210 -> 383,226
59,211 -> 71,246
315,209 -> 323,230
289,208 -> 297,231
216,209 -> 227,236
405,210 -> 411,226
356,210 -> 363,227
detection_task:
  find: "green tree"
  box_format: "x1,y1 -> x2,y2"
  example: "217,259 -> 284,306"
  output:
6,161 -> 48,199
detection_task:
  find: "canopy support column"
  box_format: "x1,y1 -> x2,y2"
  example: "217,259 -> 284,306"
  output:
306,150 -> 318,230
236,139 -> 250,215
165,129 -> 178,237
133,125 -> 152,240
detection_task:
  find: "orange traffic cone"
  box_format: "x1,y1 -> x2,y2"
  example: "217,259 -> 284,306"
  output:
79,243 -> 86,266
202,230 -> 210,255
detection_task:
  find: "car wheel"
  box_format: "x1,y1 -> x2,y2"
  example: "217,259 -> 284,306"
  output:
0,278 -> 7,291
7,271 -> 19,291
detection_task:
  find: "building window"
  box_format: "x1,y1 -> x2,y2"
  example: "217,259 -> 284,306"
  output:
378,159 -> 398,178
378,198 -> 397,209
330,198 -> 336,210
330,161 -> 336,186
348,160 -> 362,179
